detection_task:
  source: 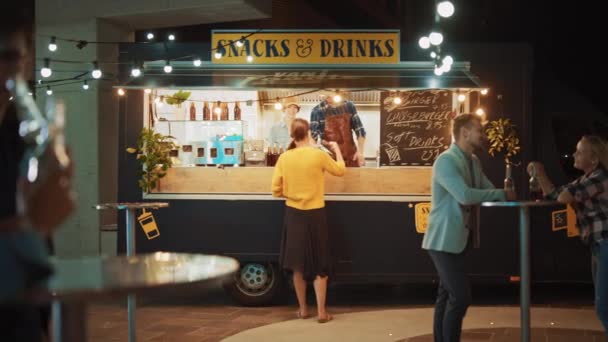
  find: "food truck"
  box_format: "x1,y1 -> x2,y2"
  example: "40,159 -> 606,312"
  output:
116,30 -> 592,305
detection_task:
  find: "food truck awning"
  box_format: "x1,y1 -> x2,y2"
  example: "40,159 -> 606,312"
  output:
120,61 -> 482,90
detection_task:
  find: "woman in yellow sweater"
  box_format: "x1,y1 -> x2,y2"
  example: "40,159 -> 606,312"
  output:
271,118 -> 345,323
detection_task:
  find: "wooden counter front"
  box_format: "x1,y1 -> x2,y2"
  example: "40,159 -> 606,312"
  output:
154,167 -> 432,195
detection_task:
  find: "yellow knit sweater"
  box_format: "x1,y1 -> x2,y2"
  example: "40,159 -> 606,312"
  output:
271,146 -> 346,210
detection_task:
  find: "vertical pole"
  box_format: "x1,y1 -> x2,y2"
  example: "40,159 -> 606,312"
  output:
125,208 -> 137,342
519,206 -> 531,342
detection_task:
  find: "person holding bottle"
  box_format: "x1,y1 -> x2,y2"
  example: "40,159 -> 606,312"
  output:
527,135 -> 608,334
271,118 -> 345,323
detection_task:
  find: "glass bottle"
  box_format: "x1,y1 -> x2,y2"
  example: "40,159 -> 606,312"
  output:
234,101 -> 242,121
221,102 -> 229,120
529,165 -> 543,200
504,163 -> 515,193
189,102 -> 196,121
203,101 -> 211,121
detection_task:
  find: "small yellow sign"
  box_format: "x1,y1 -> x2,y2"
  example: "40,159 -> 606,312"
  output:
551,204 -> 579,237
211,31 -> 400,64
138,209 -> 160,240
415,202 -> 432,234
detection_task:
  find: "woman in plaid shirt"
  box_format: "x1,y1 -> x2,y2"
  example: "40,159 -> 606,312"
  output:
528,135 -> 608,334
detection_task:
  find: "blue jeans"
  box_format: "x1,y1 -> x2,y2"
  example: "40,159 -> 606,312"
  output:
428,250 -> 472,342
591,239 -> 608,334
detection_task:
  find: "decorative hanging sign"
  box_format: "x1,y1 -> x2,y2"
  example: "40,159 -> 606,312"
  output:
138,209 -> 161,240
211,30 -> 400,65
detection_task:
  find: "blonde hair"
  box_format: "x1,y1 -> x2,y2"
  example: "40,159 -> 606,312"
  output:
581,135 -> 608,170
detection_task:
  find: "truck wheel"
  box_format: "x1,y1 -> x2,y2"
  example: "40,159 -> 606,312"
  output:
225,262 -> 285,306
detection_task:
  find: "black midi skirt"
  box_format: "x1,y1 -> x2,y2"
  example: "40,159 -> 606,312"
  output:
279,206 -> 333,281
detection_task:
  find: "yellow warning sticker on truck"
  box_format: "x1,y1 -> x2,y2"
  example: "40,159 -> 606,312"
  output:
415,203 -> 431,234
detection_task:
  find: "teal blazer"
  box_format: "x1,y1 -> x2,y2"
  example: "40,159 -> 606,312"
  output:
422,144 -> 506,253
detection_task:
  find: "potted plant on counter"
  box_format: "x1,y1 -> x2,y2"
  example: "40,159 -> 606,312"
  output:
485,118 -> 521,191
165,90 -> 191,120
126,128 -> 177,193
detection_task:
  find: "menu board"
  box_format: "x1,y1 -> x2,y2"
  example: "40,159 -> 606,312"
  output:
380,90 -> 452,166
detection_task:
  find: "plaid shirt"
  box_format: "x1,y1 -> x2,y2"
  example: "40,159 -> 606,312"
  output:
310,100 -> 366,142
547,166 -> 608,244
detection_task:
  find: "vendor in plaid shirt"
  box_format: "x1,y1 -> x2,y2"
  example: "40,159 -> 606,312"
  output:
310,92 -> 366,167
528,135 -> 608,334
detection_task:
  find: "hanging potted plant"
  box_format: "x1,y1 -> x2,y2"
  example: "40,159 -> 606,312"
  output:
126,128 -> 177,193
485,118 -> 521,191
165,90 -> 191,120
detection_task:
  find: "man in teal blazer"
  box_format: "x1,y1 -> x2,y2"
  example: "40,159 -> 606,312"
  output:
422,113 -> 515,342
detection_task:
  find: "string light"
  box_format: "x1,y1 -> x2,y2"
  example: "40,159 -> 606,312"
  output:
236,38 -> 244,47
46,86 -> 53,96
193,58 -> 202,67
419,36 -> 431,49
333,91 -> 342,103
48,36 -> 57,52
430,51 -> 437,58
434,66 -> 444,76
393,91 -> 402,105
214,51 -> 223,59
213,105 -> 221,115
82,80 -> 89,90
481,88 -> 489,95
117,88 -> 125,96
443,55 -> 454,66
91,61 -> 102,79
458,94 -> 466,102
437,1 -> 455,18
40,58 -> 52,78
131,62 -> 142,77
163,60 -> 172,73
429,32 -> 443,46
441,63 -> 451,73
146,33 -> 154,40
168,34 -> 175,41
476,108 -> 485,116
247,55 -> 253,63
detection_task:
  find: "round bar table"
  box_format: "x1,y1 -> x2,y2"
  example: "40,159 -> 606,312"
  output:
481,200 -> 562,342
94,202 -> 169,342
31,252 -> 238,342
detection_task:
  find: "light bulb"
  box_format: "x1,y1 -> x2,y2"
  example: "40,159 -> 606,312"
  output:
481,88 -> 489,95
437,1 -> 455,18
92,62 -> 102,79
393,97 -> 402,105
46,87 -> 52,96
131,68 -> 141,77
168,34 -> 175,41
441,63 -> 451,73
443,55 -> 454,66
82,81 -> 89,90
236,39 -> 243,47
48,36 -> 57,52
147,33 -> 154,40
247,55 -> 253,62
457,94 -> 466,102
214,51 -> 222,59
333,94 -> 342,103
144,89 -> 152,94
429,32 -> 443,45
434,66 -> 444,76
419,36 -> 431,49
164,61 -> 172,73
430,51 -> 437,58
274,102 -> 283,110
214,107 -> 221,115
193,58 -> 202,67
476,108 -> 485,116
41,58 -> 52,78
117,88 -> 125,96
41,67 -> 52,78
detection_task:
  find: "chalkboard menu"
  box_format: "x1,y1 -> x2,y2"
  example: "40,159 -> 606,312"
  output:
380,90 -> 452,166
